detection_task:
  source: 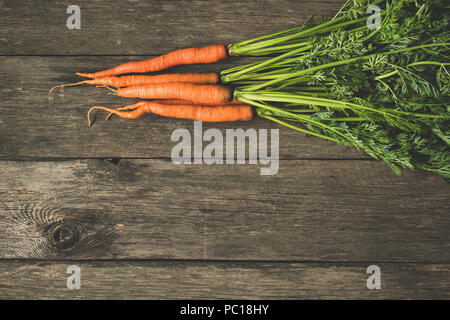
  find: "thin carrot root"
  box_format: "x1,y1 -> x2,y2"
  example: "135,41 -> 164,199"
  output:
105,107 -> 133,120
102,84 -> 119,97
88,106 -> 123,126
76,72 -> 92,78
105,102 -> 147,120
48,81 -> 90,96
102,85 -> 118,94
88,105 -> 147,126
88,106 -> 113,126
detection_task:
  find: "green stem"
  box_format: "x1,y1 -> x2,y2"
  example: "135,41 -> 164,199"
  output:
379,109 -> 446,119
221,57 -> 301,76
238,97 -> 356,144
231,26 -> 305,48
241,90 -> 446,121
222,46 -> 313,82
230,0 -> 387,55
235,91 -> 422,123
283,108 -> 317,112
234,41 -> 311,56
229,14 -> 350,55
276,77 -> 314,90
287,91 -> 329,97
257,111 -> 339,142
230,14 -> 377,56
237,91 -> 366,111
245,43 -> 450,90
324,117 -> 367,121
409,61 -> 450,67
375,61 -> 450,80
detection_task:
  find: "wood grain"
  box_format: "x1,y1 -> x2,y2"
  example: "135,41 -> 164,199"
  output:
0,0 -> 344,55
0,260 -> 448,299
0,56 -> 368,159
0,159 -> 448,261
1,0 -> 448,300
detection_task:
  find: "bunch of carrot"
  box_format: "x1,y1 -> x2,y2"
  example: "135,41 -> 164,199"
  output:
49,0 -> 449,179
51,45 -> 254,125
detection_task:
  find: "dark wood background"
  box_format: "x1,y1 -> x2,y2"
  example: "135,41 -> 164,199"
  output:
0,0 -> 448,299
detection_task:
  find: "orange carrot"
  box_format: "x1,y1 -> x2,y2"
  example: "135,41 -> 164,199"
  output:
48,73 -> 219,95
104,99 -> 245,120
115,83 -> 232,105
88,101 -> 253,125
153,99 -> 244,105
77,45 -> 227,78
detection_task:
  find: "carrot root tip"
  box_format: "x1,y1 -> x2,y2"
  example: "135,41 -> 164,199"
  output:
76,72 -> 94,78
88,106 -> 119,126
87,107 -> 96,126
48,81 -> 88,97
87,106 -> 104,126
102,85 -> 118,95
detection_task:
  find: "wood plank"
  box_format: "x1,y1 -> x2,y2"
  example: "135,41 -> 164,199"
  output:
0,159 -> 448,261
0,260 -> 447,299
0,55 -> 368,159
0,0 -> 344,55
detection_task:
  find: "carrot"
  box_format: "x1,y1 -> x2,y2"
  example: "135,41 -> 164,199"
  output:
104,99 -> 244,120
48,73 -> 219,96
153,99 -> 244,105
77,45 -> 227,78
115,83 -> 232,105
88,101 -> 253,125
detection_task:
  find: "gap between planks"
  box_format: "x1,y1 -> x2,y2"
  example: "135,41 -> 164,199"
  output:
0,258 -> 449,264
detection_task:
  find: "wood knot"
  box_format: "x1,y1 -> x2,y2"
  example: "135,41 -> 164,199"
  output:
50,222 -> 80,251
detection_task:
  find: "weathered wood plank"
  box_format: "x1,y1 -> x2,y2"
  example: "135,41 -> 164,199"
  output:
0,260 -> 448,299
0,56 -> 368,159
0,159 -> 448,261
0,0 -> 344,55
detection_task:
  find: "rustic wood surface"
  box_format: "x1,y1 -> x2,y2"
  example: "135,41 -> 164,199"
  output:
0,159 -> 448,261
0,0 -> 343,55
1,261 -> 448,299
0,0 -> 449,299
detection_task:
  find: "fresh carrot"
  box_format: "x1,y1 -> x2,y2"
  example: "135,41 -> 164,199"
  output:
48,73 -> 219,95
77,45 -> 227,78
153,99 -> 244,105
88,101 -> 253,125
115,83 -> 232,105
104,99 -> 244,120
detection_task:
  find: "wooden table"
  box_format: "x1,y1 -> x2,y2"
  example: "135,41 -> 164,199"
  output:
0,0 -> 448,299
